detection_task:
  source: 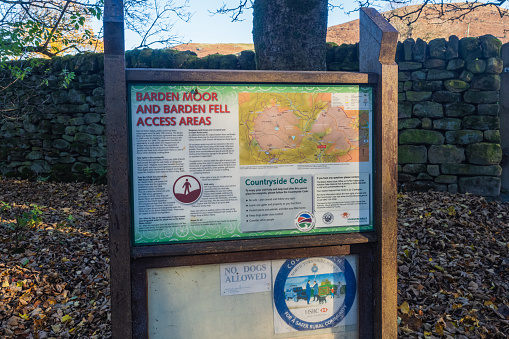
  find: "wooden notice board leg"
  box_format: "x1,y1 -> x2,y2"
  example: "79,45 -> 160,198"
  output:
359,8 -> 399,338
104,1 -> 132,338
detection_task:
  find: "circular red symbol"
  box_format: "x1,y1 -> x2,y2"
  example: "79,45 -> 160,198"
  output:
173,175 -> 202,204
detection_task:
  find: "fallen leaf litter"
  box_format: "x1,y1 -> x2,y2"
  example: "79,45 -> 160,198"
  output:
1,179 -> 508,338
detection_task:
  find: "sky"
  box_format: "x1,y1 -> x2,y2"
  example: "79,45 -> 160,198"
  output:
120,0 -> 363,49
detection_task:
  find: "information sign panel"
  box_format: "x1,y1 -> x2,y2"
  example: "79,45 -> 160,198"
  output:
129,84 -> 374,244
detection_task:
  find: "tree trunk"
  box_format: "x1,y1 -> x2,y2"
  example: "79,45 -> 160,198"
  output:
252,0 -> 328,71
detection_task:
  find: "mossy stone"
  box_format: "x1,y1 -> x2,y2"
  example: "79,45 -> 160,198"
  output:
399,129 -> 444,145
441,164 -> 502,176
462,116 -> 499,130
398,145 -> 427,164
428,145 -> 465,164
413,101 -> 443,118
466,143 -> 502,165
445,130 -> 483,145
444,79 -> 469,93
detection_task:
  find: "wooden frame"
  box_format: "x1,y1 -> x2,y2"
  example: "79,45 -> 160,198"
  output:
105,3 -> 397,338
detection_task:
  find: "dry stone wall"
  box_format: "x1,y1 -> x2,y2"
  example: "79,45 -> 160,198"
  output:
0,36 -> 503,196
396,35 -> 503,196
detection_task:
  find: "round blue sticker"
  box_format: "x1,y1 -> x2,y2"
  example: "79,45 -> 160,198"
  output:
274,256 -> 356,331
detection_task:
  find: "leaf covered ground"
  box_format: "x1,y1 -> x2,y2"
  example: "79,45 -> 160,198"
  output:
0,178 -> 508,338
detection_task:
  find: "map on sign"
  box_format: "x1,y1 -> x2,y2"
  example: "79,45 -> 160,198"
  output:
239,92 -> 370,165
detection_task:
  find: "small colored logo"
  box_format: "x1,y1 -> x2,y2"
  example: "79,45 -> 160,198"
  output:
295,211 -> 315,232
173,175 -> 202,204
311,264 -> 318,273
320,308 -> 328,313
341,212 -> 350,219
322,212 -> 334,225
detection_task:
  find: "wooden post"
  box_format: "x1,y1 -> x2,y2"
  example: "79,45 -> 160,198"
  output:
104,1 -> 132,338
500,43 -> 509,191
359,8 -> 399,339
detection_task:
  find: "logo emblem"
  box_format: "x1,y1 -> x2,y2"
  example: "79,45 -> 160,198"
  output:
341,212 -> 350,219
173,175 -> 202,204
322,212 -> 334,225
295,211 -> 315,232
273,256 -> 357,332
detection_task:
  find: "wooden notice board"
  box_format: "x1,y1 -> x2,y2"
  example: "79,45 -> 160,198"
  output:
104,2 -> 398,338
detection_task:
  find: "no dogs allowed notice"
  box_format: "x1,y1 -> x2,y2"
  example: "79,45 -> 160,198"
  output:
129,83 -> 374,244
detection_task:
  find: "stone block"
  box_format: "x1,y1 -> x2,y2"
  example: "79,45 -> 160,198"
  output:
435,175 -> 457,184
71,162 -> 88,173
448,184 -> 458,194
399,62 -> 422,71
68,89 -> 86,105
446,59 -> 465,71
85,123 -> 105,135
417,173 -> 433,180
446,35 -> 459,59
403,38 -> 415,61
399,93 -> 406,101
399,129 -> 444,145
429,38 -> 447,59
90,146 -> 106,158
427,165 -> 440,176
428,145 -> 465,164
52,139 -> 70,151
51,91 -> 68,104
444,102 -> 475,117
411,70 -> 427,80
459,176 -> 500,196
466,143 -> 502,165
51,123 -> 66,135
413,101 -> 443,118
484,130 -> 500,143
466,59 -> 486,74
459,37 -> 482,60
413,80 -> 442,92
31,160 -> 51,174
459,70 -> 474,83
424,59 -> 446,69
470,74 -> 500,91
421,118 -> 432,129
84,113 -> 101,124
441,164 -> 502,176
398,173 -> 417,182
462,116 -> 499,130
74,133 -> 97,145
444,79 -> 469,93
399,118 -> 421,130
479,34 -> 502,58
98,157 -> 108,166
463,91 -> 498,104
70,117 -> 85,126
413,38 -> 427,62
477,104 -> 499,116
486,57 -> 503,74
399,72 -> 411,81
427,69 -> 456,80
398,145 -> 428,164
402,164 -> 427,174
433,118 -> 462,130
57,115 -> 71,124
398,101 -> 413,118
432,91 -> 461,103
445,130 -> 483,145
27,151 -> 43,160
406,91 -> 432,102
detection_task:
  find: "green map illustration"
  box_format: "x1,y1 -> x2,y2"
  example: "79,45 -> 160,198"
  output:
239,92 -> 370,165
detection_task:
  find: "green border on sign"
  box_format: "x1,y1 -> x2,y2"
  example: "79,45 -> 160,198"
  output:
128,83 -> 375,245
